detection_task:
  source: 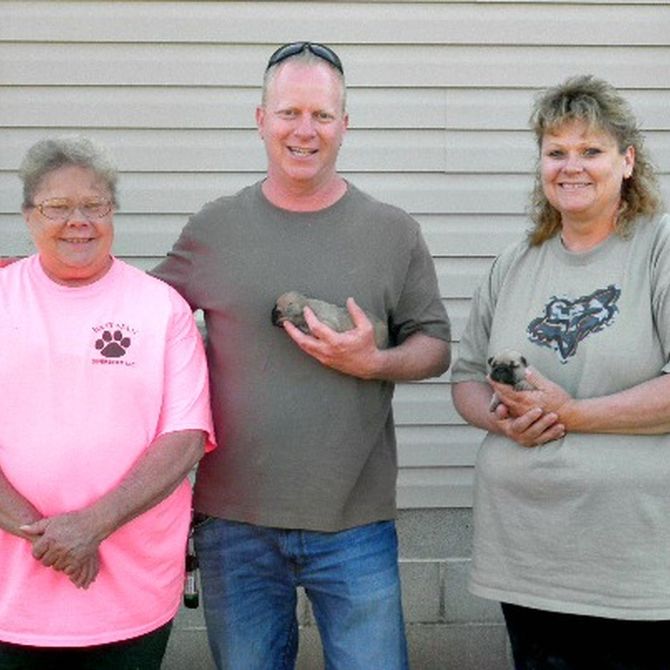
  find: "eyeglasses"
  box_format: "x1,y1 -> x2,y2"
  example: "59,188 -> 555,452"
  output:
266,42 -> 344,74
34,198 -> 113,222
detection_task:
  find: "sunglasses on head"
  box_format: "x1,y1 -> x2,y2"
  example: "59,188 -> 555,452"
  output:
265,42 -> 344,74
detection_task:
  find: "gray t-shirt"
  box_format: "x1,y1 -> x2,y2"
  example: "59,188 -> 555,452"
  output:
452,213 -> 670,619
152,181 -> 450,531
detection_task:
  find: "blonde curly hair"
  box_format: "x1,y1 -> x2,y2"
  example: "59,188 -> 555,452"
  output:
528,75 -> 662,246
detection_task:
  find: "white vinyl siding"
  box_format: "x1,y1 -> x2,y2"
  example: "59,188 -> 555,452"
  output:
2,0 -> 669,509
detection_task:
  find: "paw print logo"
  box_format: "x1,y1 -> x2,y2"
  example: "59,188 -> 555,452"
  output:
95,330 -> 131,358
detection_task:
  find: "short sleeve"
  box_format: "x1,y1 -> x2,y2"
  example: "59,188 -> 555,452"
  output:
156,288 -> 216,451
392,227 -> 451,345
649,215 -> 670,373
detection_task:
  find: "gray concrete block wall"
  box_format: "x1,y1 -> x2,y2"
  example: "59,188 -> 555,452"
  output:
163,509 -> 511,669
395,508 -> 511,670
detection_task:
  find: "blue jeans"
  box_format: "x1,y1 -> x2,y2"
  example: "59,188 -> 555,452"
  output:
194,517 -> 409,670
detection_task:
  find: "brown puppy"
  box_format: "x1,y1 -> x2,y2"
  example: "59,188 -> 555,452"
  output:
488,349 -> 536,411
271,291 -> 389,349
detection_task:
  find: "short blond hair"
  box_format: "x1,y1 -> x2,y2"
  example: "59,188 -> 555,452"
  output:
261,49 -> 347,114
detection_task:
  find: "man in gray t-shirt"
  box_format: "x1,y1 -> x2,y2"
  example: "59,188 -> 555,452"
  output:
152,41 -> 450,670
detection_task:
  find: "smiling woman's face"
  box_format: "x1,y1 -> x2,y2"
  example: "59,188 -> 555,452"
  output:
24,165 -> 115,286
540,119 -> 635,229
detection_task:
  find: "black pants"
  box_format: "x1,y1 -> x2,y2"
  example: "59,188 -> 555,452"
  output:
502,603 -> 670,670
0,621 -> 172,670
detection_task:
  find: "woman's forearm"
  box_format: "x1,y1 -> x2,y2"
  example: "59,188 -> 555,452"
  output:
561,374 -> 670,434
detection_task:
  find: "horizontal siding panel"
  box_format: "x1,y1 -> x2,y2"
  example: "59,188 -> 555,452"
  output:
0,172 -> 260,215
352,46 -> 670,88
0,217 -> 31,256
0,210 -> 558,261
445,88 -> 670,131
3,2 -> 668,46
4,44 -> 670,88
351,89 -> 447,130
397,467 -> 474,508
448,131 -> 536,172
446,299 -> 479,342
0,214 -> 183,257
0,128 -> 447,173
397,425 -> 484,507
397,425 -> 483,467
91,215 -> 190,256
418,214 -> 529,256
435,257 -> 494,299
0,87 -> 262,130
0,129 -> 269,173
446,130 -> 670,173
0,172 -> 532,215
0,87 -> 448,130
2,128 -> 668,177
0,43 -> 265,87
3,86 -> 668,132
392,382 -> 458,425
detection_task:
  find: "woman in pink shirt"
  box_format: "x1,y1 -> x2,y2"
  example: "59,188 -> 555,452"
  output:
0,136 -> 215,669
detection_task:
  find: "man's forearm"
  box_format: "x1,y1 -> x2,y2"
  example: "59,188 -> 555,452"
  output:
367,333 -> 451,382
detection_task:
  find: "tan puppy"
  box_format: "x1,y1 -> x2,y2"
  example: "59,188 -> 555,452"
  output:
272,291 -> 389,349
488,349 -> 536,411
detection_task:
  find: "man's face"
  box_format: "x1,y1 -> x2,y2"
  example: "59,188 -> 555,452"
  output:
256,60 -> 348,195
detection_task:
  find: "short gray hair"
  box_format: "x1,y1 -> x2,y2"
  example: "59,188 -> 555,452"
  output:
261,49 -> 347,113
19,136 -> 119,210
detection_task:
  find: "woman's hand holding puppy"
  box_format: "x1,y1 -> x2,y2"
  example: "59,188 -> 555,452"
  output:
492,402 -> 565,448
489,367 -> 571,446
491,367 -> 573,419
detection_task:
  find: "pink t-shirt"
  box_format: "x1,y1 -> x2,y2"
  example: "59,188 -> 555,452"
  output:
0,256 -> 215,646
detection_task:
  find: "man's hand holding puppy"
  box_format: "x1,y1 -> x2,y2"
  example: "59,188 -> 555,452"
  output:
282,297 -> 449,382
282,297 -> 382,379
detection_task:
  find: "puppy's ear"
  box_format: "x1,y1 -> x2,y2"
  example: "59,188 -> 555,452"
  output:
487,357 -> 494,366
520,355 -> 528,367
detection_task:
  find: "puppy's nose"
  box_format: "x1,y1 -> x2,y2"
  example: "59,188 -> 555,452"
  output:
490,367 -> 514,385
271,306 -> 282,326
